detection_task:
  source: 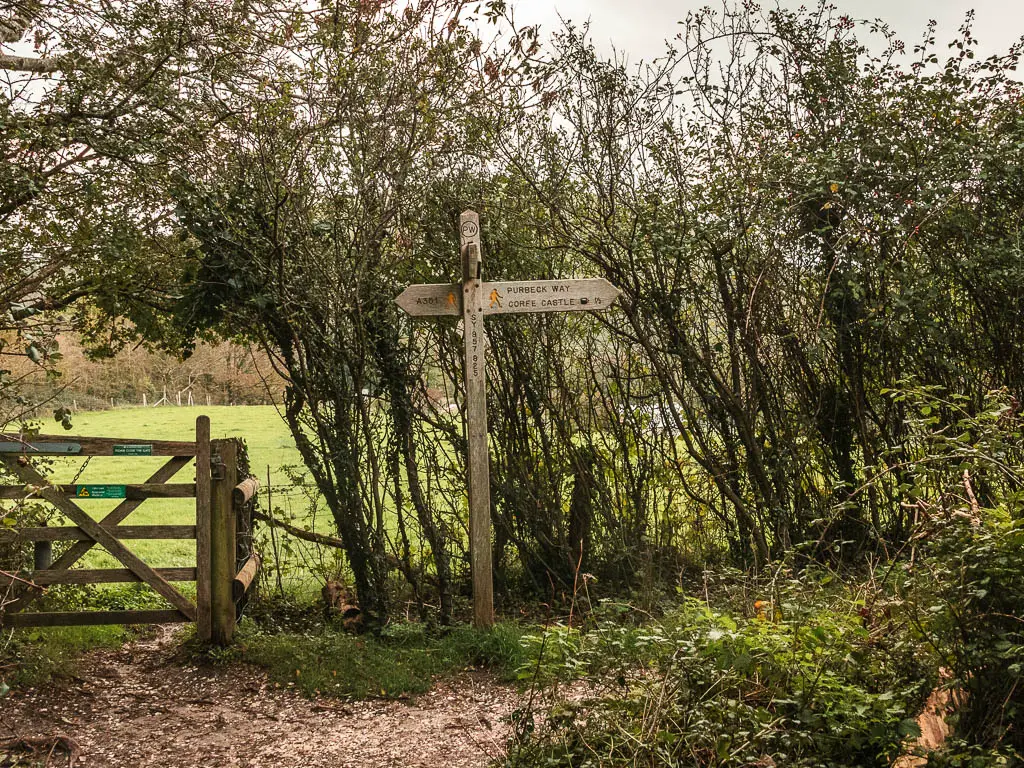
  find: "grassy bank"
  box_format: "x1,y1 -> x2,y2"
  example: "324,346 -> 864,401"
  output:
230,621 -> 528,700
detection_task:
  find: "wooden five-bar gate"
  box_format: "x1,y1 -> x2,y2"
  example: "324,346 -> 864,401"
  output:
0,416 -> 259,644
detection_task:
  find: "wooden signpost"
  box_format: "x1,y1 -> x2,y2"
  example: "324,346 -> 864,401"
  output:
396,210 -> 621,628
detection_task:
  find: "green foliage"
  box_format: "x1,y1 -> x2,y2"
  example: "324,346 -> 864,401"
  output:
909,513 -> 1024,755
858,386 -> 1024,755
167,0 -> 538,626
512,1 -> 1024,566
924,741 -> 1021,768
506,387 -> 1024,766
34,583 -> 171,613
1,0 -> 261,424
508,591 -> 931,767
232,621 -> 527,700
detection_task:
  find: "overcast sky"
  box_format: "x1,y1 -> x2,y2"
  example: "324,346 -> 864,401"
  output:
512,0 -> 1024,63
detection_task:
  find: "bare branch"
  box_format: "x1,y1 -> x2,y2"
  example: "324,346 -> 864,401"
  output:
0,53 -> 62,73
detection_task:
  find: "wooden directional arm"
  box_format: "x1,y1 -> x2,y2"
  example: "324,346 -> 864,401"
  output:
396,278 -> 621,318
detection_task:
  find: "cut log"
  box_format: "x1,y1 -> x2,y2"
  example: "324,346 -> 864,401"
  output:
232,552 -> 261,601
232,476 -> 260,506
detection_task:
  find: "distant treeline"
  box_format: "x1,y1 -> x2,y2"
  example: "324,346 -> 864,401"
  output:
13,336 -> 283,412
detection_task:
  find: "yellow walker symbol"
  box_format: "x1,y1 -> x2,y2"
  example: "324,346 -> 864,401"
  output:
489,288 -> 502,309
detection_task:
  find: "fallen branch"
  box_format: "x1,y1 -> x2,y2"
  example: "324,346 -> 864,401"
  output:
252,510 -> 345,549
962,469 -> 981,524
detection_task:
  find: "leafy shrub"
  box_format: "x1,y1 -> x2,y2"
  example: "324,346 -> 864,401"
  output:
508,594 -> 930,767
909,513 -> 1024,757
874,387 -> 1024,758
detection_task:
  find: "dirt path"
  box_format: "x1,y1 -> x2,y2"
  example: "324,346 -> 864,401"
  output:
0,629 -> 528,767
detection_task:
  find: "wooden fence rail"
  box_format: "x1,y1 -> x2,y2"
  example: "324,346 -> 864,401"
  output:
0,484 -> 196,500
1,526 -> 197,543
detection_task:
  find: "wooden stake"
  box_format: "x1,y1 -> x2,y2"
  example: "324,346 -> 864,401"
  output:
460,210 -> 493,629
232,552 -> 261,601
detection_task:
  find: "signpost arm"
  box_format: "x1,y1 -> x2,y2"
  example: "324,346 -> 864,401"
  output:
461,210 -> 494,629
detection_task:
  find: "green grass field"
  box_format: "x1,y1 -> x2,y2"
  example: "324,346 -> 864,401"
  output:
41,406 -> 306,569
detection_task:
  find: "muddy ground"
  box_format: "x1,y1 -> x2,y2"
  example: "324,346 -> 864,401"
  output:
0,628 -> 538,767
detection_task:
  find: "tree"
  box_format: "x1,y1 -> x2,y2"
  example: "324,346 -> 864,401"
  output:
506,3 -> 1024,563
170,0 -> 538,625
1,0 -> 262,426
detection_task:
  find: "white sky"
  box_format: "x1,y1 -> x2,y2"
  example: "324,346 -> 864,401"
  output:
512,0 -> 1024,63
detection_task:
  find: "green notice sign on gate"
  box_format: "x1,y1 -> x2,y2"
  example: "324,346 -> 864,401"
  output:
112,444 -> 153,456
74,484 -> 127,499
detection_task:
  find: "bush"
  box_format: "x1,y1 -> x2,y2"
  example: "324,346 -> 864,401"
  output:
508,591 -> 931,768
909,513 -> 1024,756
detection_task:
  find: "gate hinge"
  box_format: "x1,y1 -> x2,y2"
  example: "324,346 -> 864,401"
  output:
211,454 -> 226,481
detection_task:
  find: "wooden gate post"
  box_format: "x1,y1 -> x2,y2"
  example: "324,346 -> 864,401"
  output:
209,437 -> 238,645
195,416 -> 212,641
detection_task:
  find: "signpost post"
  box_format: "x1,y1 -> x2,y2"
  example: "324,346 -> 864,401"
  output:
396,210 -> 621,628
